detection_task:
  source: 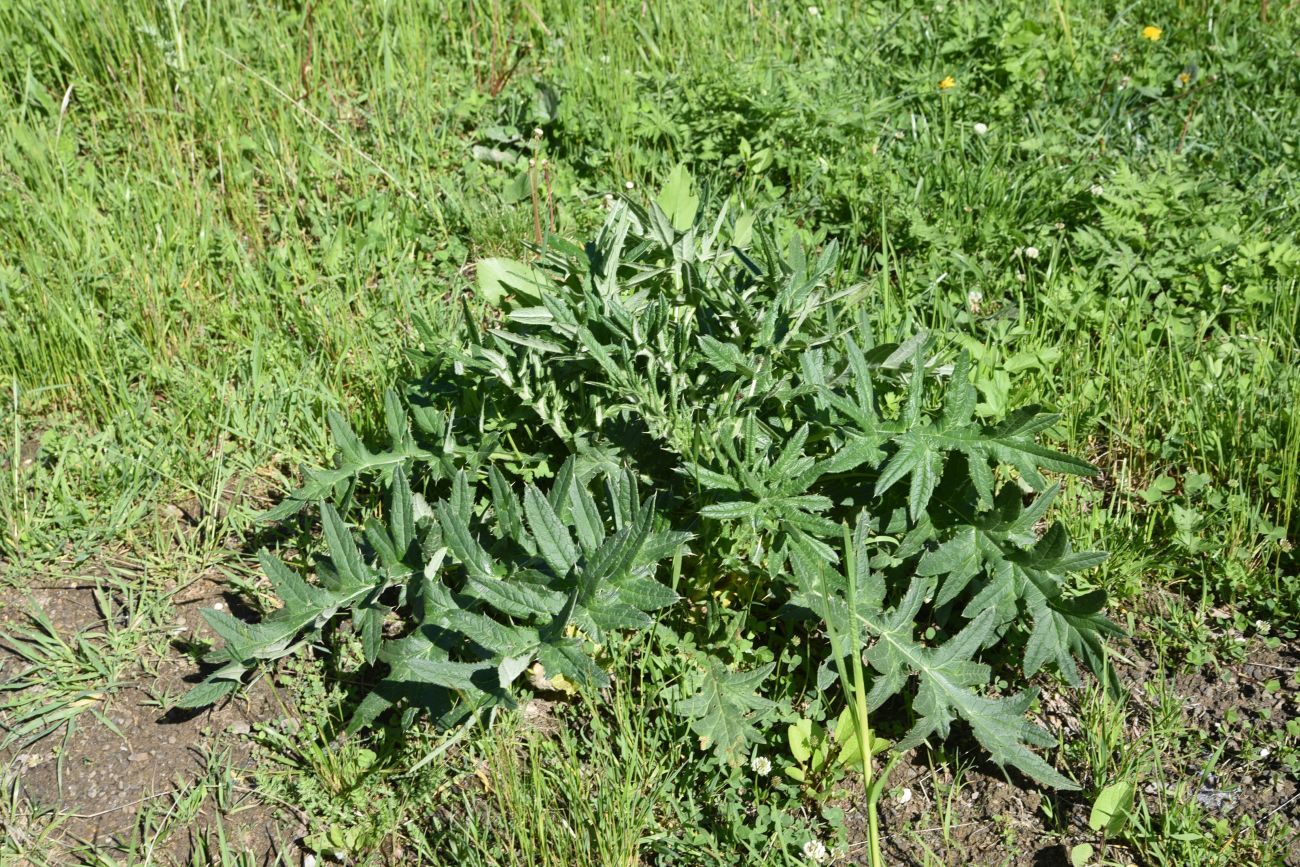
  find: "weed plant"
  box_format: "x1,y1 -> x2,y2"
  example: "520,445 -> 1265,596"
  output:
188,175 -> 1117,821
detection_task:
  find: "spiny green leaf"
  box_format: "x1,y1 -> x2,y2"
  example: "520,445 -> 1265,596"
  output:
321,502 -> 369,588
674,660 -> 776,766
524,484 -> 579,577
175,679 -> 239,710
405,658 -> 496,696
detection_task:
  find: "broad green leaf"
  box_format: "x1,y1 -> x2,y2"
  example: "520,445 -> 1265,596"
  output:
436,500 -> 495,581
524,484 -> 579,577
498,653 -> 533,688
1088,781 -> 1135,835
656,163 -> 700,231
175,679 -> 239,709
675,660 -> 776,766
788,718 -> 817,764
405,658 -> 495,696
476,257 -> 550,306
699,500 -> 760,520
321,503 -> 369,587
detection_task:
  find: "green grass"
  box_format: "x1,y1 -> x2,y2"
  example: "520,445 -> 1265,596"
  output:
2,0 -> 1298,863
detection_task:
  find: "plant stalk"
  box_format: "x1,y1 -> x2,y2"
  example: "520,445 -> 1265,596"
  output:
817,521 -> 887,867
844,524 -> 885,867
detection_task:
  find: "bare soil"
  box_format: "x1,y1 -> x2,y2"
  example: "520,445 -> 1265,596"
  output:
839,632 -> 1300,866
1,571 -> 291,863
5,561 -> 1298,865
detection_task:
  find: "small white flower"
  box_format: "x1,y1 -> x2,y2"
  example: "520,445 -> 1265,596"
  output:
751,755 -> 772,776
1091,184 -> 1104,196
973,122 -> 988,136
966,290 -> 983,313
808,5 -> 821,16
624,180 -> 635,190
896,786 -> 913,805
532,127 -> 544,139
1024,246 -> 1040,259
1260,747 -> 1271,759
802,839 -> 829,863
1016,271 -> 1026,283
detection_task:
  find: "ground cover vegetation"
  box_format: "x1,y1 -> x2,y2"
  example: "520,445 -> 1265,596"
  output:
1,1 -> 1298,865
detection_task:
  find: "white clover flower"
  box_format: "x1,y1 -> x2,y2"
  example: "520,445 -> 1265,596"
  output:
808,5 -> 821,16
966,290 -> 983,313
973,122 -> 988,136
624,180 -> 635,190
1091,184 -> 1104,196
1024,246 -> 1040,259
751,755 -> 772,776
802,839 -> 829,863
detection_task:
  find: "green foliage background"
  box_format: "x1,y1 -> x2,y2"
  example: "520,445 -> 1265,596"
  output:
2,1 -> 1298,864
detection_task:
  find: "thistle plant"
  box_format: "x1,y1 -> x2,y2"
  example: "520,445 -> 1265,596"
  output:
182,453 -> 690,735
186,168 -> 1116,818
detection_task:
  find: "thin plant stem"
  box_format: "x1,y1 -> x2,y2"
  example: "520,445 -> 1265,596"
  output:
816,520 -> 887,867
845,523 -> 884,867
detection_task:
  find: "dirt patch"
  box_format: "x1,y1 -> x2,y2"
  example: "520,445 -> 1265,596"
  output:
849,756 -> 1057,866
1163,641 -> 1299,819
835,632 -> 1300,865
1,573 -> 295,862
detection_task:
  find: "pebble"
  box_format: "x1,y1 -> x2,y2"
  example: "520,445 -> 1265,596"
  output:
228,721 -> 251,736
128,752 -> 150,762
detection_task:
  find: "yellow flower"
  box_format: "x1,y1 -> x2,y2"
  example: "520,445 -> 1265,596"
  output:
938,76 -> 956,90
1142,25 -> 1162,41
